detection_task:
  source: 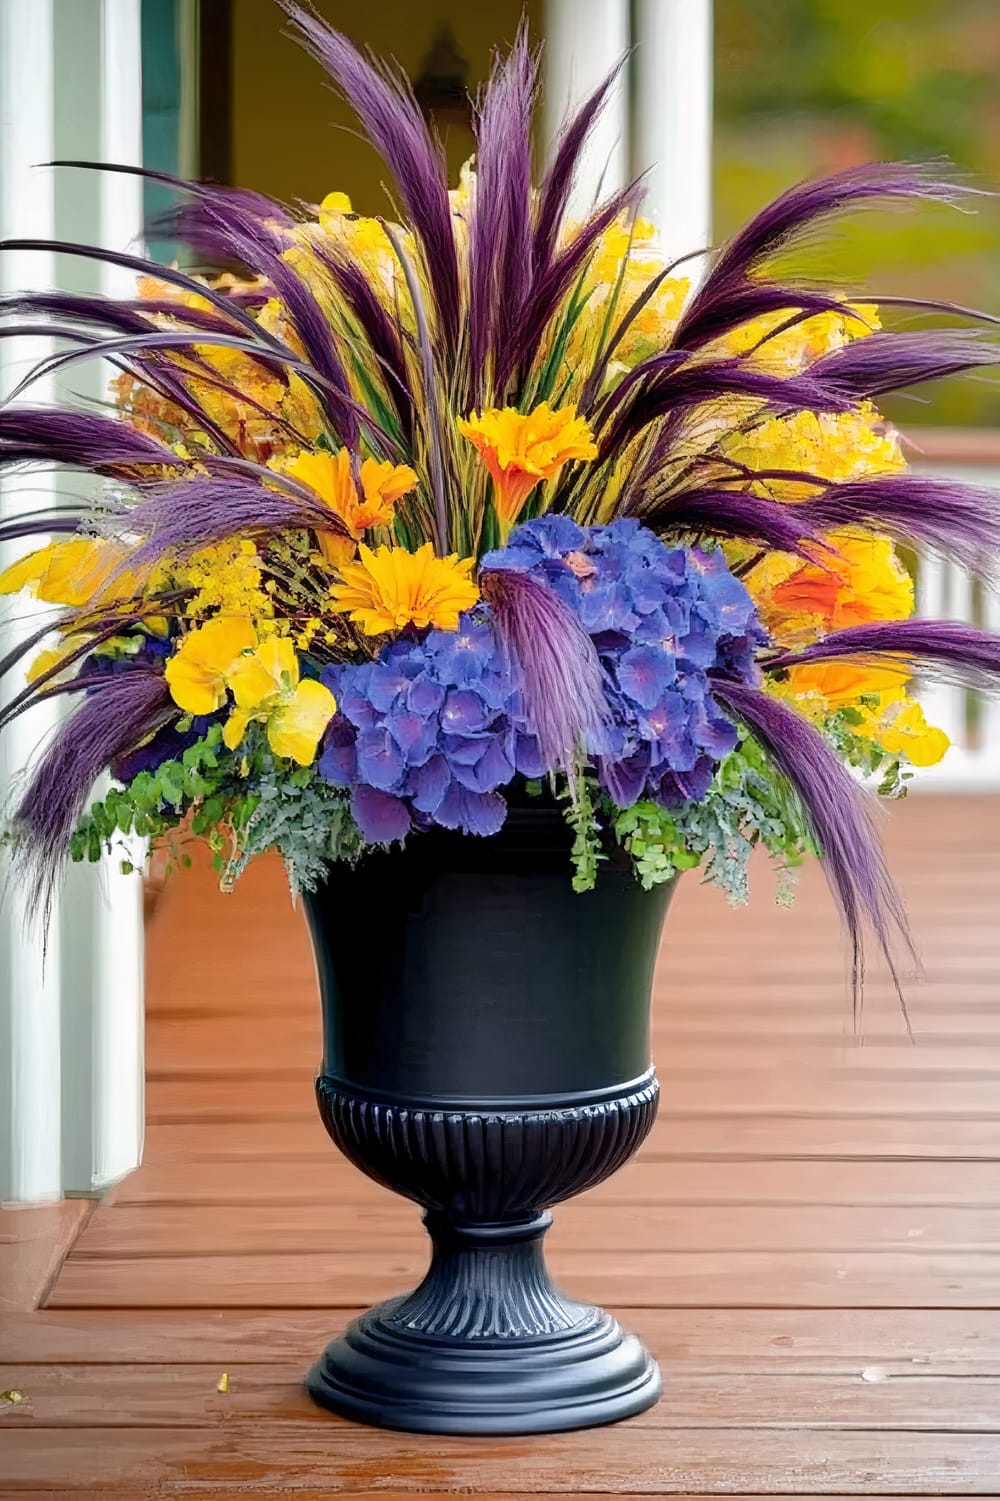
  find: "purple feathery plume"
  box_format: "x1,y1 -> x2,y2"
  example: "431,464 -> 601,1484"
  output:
770,620 -> 1000,691
280,2 -> 460,350
479,566 -> 609,776
533,59 -> 627,277
711,678 -> 912,999
598,358 -> 855,460
469,26 -> 536,399
0,237 -> 286,355
643,486 -> 830,555
675,163 -> 972,349
501,181 -> 645,393
310,244 -> 413,443
676,285 -> 871,356
0,407 -> 177,472
9,671 -> 175,928
147,187 -> 361,448
807,328 -> 1000,400
116,472 -> 346,570
651,474 -> 1000,576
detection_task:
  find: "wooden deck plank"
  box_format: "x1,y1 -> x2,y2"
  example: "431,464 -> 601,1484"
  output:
41,1246 -> 1000,1310
6,1306 -> 1000,1369
0,1202 -> 94,1315
2,1426 -> 999,1493
5,1362 -> 1000,1431
67,1200 -> 1000,1258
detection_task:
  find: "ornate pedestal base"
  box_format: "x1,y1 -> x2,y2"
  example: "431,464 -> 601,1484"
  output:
307,1213 -> 660,1435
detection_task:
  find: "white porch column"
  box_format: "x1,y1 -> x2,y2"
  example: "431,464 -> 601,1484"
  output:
543,0 -> 630,215
632,0 -> 714,265
0,0 -> 63,1206
0,0 -> 146,1202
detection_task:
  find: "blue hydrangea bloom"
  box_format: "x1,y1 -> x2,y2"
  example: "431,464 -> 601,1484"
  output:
318,618 -> 542,843
318,517 -> 766,843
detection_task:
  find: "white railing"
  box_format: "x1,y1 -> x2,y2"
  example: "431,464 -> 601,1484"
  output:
913,455 -> 1000,791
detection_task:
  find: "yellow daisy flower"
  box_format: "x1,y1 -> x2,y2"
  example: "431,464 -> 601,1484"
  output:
330,542 -> 478,635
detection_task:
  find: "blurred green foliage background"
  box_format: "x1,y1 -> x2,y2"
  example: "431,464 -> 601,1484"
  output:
713,0 -> 1000,428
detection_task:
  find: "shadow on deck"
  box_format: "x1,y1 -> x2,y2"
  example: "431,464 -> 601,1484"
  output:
2,792 -> 1000,1496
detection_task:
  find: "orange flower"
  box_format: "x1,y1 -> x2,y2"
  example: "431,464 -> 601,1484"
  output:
278,448 -> 417,567
458,401 -> 597,538
748,534 -> 914,649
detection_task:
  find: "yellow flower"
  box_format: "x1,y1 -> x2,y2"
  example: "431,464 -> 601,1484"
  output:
175,539 -> 272,622
164,615 -> 256,715
278,448 -> 418,568
775,663 -> 949,770
879,698 -> 949,767
0,538 -> 141,608
458,402 -> 598,537
330,542 -> 478,634
748,533 -> 914,649
222,635 -> 336,765
721,404 -> 905,497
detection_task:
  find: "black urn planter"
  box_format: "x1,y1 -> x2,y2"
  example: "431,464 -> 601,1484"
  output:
302,800 -> 674,1435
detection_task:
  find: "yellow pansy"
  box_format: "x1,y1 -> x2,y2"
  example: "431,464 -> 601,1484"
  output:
222,635 -> 336,765
458,402 -> 598,538
164,615 -> 256,715
879,699 -> 949,767
330,542 -> 478,635
277,448 -> 418,568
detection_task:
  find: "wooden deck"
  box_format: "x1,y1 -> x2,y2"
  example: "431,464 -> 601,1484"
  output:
3,792 -> 1000,1497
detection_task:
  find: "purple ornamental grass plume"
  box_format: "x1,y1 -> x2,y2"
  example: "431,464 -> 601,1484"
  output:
650,474 -> 1000,578
0,406 -> 176,472
479,567 -> 609,775
674,163 -> 973,349
770,619 -> 1000,690
500,181 -> 644,395
807,328 -> 1000,401
532,59 -> 627,279
469,26 -> 536,396
9,671 -> 174,928
597,359 -> 856,460
711,678 -> 912,998
310,245 -> 414,443
158,188 -> 361,447
117,472 -> 347,570
279,0 -> 460,351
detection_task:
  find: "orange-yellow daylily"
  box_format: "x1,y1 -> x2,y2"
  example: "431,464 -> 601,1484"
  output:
164,616 -> 257,715
458,401 -> 598,539
277,448 -> 418,569
330,542 -> 478,635
222,635 -> 336,764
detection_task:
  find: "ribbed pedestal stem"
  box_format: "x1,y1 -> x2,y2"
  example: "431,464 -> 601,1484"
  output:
387,1212 -> 583,1340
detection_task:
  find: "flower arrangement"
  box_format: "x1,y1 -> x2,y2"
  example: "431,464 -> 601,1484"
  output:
3,1 -> 1000,992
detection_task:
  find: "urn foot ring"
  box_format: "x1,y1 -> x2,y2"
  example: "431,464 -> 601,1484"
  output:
306,1300 -> 661,1435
